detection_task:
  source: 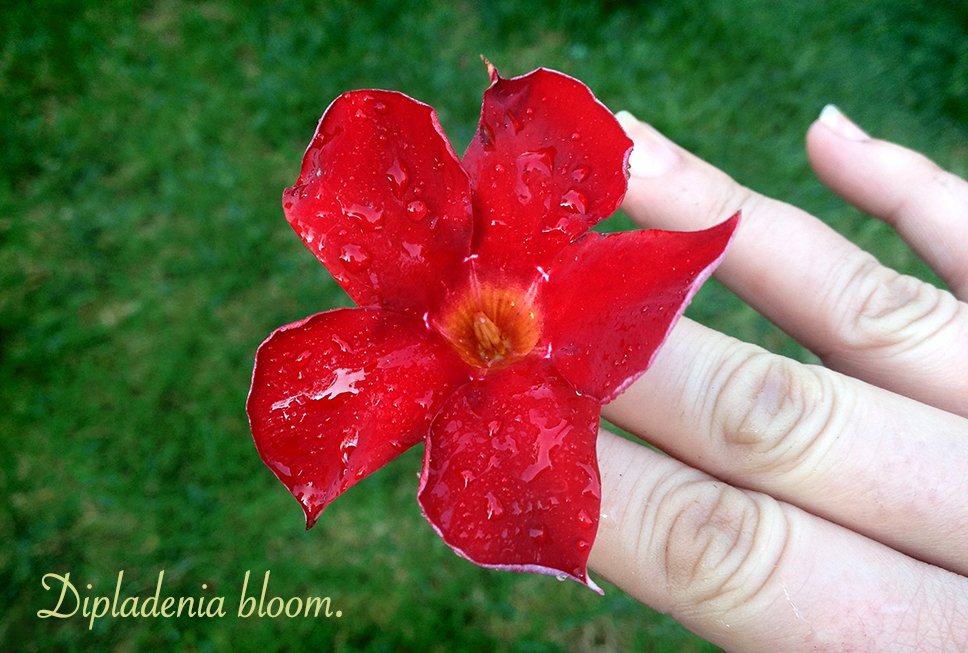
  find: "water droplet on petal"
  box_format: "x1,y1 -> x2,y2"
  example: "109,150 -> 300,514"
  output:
406,199 -> 427,221
571,165 -> 590,182
529,524 -> 549,544
487,420 -> 501,436
556,574 -> 567,582
485,492 -> 504,519
402,241 -> 422,259
577,509 -> 594,529
339,433 -> 359,465
344,203 -> 384,232
516,147 -> 556,203
494,163 -> 505,174
352,108 -> 367,122
575,539 -> 590,552
560,189 -> 587,214
386,158 -> 409,199
294,349 -> 313,369
373,101 -> 388,115
461,469 -> 475,488
339,244 -> 371,272
571,132 -> 581,140
319,125 -> 343,146
505,109 -> 524,133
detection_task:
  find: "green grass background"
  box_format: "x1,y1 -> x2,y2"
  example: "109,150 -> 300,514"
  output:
2,0 -> 966,650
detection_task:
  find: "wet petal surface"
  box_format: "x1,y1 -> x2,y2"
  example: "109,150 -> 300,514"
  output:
462,66 -> 632,280
545,213 -> 739,402
417,357 -> 602,591
284,90 -> 473,315
248,308 -> 469,527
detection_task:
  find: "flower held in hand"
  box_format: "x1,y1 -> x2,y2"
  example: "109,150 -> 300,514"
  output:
247,61 -> 738,592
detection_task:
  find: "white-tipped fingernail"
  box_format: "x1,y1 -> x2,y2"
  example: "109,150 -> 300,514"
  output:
819,104 -> 870,141
615,110 -> 678,178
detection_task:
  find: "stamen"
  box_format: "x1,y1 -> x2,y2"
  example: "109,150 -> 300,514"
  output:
472,312 -> 510,359
434,270 -> 543,370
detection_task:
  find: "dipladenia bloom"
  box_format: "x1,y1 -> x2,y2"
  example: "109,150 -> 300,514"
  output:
247,61 -> 738,592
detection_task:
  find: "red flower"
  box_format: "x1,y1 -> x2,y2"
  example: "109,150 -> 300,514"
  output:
247,61 -> 738,592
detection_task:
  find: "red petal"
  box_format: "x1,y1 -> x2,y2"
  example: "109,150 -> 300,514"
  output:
545,213 -> 739,403
284,91 -> 473,314
417,357 -> 603,592
247,308 -> 469,527
462,66 -> 632,280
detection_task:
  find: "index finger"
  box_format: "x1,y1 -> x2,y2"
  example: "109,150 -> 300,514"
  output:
615,112 -> 968,417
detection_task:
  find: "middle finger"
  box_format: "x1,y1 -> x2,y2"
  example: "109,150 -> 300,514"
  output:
602,317 -> 968,576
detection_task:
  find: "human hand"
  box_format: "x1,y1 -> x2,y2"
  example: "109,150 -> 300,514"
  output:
589,107 -> 968,652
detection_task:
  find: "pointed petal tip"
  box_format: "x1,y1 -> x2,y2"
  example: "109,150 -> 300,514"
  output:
425,526 -> 604,593
480,54 -> 499,84
303,506 -> 319,531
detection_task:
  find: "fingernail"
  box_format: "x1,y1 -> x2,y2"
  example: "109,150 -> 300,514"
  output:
818,104 -> 870,141
615,110 -> 678,178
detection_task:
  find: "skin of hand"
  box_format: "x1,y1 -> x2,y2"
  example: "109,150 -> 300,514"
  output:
589,107 -> 968,652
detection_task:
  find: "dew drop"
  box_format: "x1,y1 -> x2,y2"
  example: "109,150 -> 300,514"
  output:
560,189 -> 587,214
386,158 -> 409,199
294,349 -> 313,369
461,469 -> 475,488
340,433 -> 358,451
575,539 -> 590,552
577,509 -> 594,529
339,243 -> 371,272
406,199 -> 428,221
555,574 -> 567,582
505,109 -> 524,133
344,203 -> 384,232
516,147 -> 556,202
529,524 -> 549,544
352,108 -> 367,122
354,466 -> 367,479
494,163 -> 505,174
373,101 -> 388,115
486,420 -> 501,437
319,125 -> 343,146
485,491 -> 504,519
571,165 -> 590,182
339,433 -> 359,465
570,131 -> 581,141
402,241 -> 422,259
517,149 -> 555,176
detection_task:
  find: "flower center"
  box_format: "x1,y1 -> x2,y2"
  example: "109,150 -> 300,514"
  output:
435,275 -> 542,370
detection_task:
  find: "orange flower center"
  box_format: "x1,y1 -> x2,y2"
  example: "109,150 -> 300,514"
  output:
435,274 -> 542,370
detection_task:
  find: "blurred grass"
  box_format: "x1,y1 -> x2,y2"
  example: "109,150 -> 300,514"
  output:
1,0 -> 966,650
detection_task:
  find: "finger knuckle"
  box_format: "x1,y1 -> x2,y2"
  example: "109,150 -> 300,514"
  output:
711,349 -> 842,478
653,476 -> 789,614
710,184 -> 756,231
830,255 -> 964,355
